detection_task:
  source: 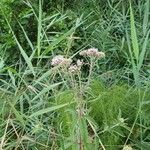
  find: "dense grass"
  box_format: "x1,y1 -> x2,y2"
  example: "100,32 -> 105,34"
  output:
0,0 -> 150,150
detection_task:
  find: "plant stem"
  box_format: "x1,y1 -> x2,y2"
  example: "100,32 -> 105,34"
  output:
87,58 -> 94,86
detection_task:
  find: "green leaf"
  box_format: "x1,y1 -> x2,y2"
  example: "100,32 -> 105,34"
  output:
8,70 -> 16,87
31,82 -> 62,102
8,101 -> 25,127
29,103 -> 71,118
1,10 -> 35,76
37,0 -> 42,56
138,30 -> 150,71
143,0 -> 149,36
130,2 -> 139,63
33,69 -> 54,85
0,59 -> 4,70
43,28 -> 75,55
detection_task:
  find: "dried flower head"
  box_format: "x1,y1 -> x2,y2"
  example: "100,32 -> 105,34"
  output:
123,145 -> 133,150
51,55 -> 72,67
79,48 -> 105,58
68,65 -> 80,74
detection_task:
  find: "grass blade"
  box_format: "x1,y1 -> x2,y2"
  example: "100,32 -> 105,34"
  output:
1,10 -> 35,76
138,30 -> 150,71
29,103 -> 70,118
31,82 -> 62,102
43,28 -> 75,55
8,101 -> 25,127
143,0 -> 149,36
33,69 -> 53,85
37,0 -> 42,56
126,30 -> 139,86
17,20 -> 34,51
130,2 -> 139,63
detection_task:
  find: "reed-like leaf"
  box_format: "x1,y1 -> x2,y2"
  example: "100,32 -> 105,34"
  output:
130,2 -> 139,63
143,0 -> 149,36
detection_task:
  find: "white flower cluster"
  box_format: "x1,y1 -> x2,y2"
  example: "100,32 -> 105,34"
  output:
51,55 -> 83,74
79,48 -> 105,58
68,65 -> 79,73
51,55 -> 72,67
68,59 -> 83,74
51,48 -> 105,74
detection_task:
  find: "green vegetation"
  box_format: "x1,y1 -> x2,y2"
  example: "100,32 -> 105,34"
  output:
0,0 -> 150,149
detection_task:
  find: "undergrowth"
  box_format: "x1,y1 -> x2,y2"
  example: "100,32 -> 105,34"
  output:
0,0 -> 150,150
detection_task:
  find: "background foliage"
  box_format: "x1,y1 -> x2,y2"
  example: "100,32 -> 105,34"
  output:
0,0 -> 150,149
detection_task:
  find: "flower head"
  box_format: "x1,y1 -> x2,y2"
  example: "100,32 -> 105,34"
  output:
51,55 -> 64,66
79,48 -> 105,58
61,58 -> 72,66
79,50 -> 87,56
86,48 -> 98,57
51,55 -> 72,67
68,65 -> 80,74
95,51 -> 105,58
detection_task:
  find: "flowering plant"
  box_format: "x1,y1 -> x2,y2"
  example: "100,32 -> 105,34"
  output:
51,48 -> 105,149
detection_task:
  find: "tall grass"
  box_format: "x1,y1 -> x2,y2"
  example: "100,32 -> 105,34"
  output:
0,0 -> 149,150
126,0 -> 150,87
